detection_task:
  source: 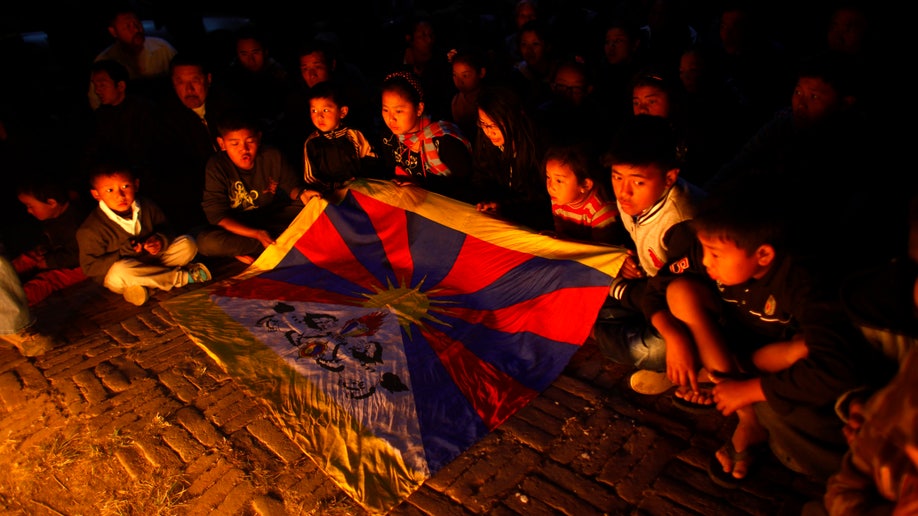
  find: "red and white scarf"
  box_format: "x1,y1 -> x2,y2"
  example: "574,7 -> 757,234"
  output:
398,117 -> 471,177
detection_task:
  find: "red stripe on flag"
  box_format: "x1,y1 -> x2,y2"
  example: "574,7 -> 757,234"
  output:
434,285 -> 609,344
293,214 -> 382,289
434,236 -> 531,295
353,193 -> 415,282
419,324 -> 537,430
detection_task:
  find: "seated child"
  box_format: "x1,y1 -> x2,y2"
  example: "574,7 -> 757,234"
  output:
302,80 -> 381,203
543,143 -> 623,245
590,115 -> 707,400
646,183 -> 892,487
76,162 -> 212,306
197,109 -> 311,264
472,85 -> 552,230
13,177 -> 90,306
378,71 -> 475,203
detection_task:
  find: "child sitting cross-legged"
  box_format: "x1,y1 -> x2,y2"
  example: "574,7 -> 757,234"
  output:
76,161 -> 211,306
197,108 -> 311,264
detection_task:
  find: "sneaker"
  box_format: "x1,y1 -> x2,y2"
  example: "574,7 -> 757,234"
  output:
123,285 -> 149,306
0,327 -> 59,357
629,370 -> 675,395
186,263 -> 212,284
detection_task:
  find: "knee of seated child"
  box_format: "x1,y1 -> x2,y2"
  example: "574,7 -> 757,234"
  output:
752,339 -> 807,373
164,234 -> 198,265
102,259 -> 136,293
666,276 -> 717,320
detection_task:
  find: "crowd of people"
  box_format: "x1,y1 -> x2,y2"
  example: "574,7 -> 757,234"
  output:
0,1 -> 915,513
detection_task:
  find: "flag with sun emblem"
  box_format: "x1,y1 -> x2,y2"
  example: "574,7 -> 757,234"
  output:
163,179 -> 628,514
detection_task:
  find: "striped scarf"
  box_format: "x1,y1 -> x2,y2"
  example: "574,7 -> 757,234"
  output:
398,117 -> 471,177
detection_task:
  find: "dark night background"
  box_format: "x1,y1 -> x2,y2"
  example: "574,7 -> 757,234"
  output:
0,0 -> 911,255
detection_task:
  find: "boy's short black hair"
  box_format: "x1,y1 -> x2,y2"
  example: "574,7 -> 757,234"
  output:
602,115 -> 680,171
16,176 -> 70,204
87,159 -> 136,189
690,182 -> 788,255
215,108 -> 261,137
90,59 -> 129,85
307,80 -> 349,108
543,142 -> 599,184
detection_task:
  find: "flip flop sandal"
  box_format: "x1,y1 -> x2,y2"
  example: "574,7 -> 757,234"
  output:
707,441 -> 766,489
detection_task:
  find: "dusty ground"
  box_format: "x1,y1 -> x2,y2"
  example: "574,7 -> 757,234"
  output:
0,259 -> 368,516
0,397 -> 189,515
0,340 -> 367,516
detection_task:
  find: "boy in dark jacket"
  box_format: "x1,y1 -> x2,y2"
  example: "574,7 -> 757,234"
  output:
77,162 -> 211,306
14,177 -> 90,306
644,183 -> 892,487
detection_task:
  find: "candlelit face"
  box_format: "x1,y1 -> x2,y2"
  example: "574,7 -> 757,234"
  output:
551,65 -> 589,106
108,12 -> 145,48
791,76 -> 843,129
310,97 -> 347,133
632,84 -> 671,118
604,27 -> 634,65
236,37 -> 266,73
171,64 -> 210,110
17,193 -> 59,221
381,90 -> 423,135
611,162 -> 676,217
697,232 -> 772,285
299,51 -> 332,88
218,128 -> 261,170
477,109 -> 504,148
519,29 -> 545,66
408,20 -> 435,55
91,70 -> 126,106
451,61 -> 483,94
545,158 -> 590,206
91,171 -> 138,216
515,1 -> 537,29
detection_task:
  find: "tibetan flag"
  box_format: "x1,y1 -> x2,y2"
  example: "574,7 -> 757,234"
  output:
163,179 -> 628,514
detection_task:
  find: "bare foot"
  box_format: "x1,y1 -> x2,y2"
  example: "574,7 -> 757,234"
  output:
717,415 -> 769,479
674,385 -> 714,406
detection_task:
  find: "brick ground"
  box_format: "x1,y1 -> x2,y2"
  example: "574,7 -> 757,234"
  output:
0,257 -> 826,515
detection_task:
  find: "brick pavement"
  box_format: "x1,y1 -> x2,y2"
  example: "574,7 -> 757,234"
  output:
0,257 -> 825,515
